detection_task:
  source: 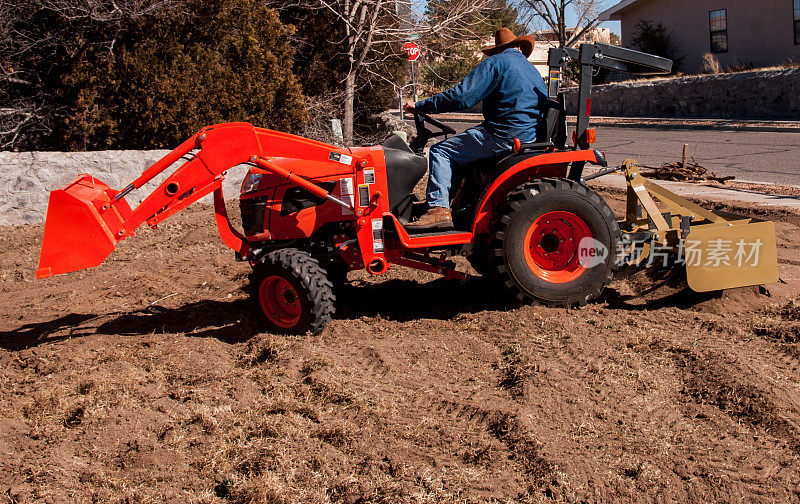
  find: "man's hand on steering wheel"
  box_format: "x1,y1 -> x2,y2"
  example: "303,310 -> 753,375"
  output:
405,102 -> 457,155
405,104 -> 456,137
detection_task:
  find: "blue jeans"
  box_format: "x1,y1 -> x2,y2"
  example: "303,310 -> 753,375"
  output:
426,126 -> 510,209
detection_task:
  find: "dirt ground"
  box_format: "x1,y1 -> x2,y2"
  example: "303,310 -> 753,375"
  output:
2,189 -> 800,504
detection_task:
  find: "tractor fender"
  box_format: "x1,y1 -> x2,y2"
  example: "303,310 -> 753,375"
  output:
471,150 -> 601,236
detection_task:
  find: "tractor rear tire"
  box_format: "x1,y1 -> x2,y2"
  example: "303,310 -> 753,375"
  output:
252,248 -> 335,335
493,178 -> 620,307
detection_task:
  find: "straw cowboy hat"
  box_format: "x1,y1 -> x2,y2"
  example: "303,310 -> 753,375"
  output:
482,27 -> 535,58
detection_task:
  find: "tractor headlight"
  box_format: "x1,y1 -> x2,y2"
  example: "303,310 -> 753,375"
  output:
242,173 -> 263,194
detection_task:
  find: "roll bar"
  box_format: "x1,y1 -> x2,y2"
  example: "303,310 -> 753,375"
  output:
546,43 -> 673,180
546,43 -> 673,95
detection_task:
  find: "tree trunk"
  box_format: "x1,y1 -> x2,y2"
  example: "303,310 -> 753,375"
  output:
343,70 -> 356,145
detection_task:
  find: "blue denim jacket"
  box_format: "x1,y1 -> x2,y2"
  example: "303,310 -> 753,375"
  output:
415,48 -> 547,143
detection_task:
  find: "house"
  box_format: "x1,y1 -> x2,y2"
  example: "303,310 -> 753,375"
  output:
527,27 -> 613,76
600,0 -> 800,73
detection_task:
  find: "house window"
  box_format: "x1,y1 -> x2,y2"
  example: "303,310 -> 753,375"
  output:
709,9 -> 728,53
794,0 -> 800,45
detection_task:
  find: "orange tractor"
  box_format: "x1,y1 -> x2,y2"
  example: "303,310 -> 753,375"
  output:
36,44 -> 778,334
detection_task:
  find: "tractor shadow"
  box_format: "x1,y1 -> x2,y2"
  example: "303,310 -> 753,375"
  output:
94,299 -> 260,343
602,285 -> 722,311
335,276 -> 509,322
2,272 -> 731,351
601,267 -> 729,311
0,278 -> 500,350
0,313 -> 99,351
0,299 -> 260,350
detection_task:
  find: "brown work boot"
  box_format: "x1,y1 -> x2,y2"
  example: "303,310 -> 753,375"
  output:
406,206 -> 454,232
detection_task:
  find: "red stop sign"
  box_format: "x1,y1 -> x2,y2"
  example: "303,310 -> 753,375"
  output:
403,42 -> 420,62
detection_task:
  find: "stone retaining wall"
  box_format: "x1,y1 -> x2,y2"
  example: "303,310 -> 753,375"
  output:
0,150 -> 248,226
565,68 -> 800,119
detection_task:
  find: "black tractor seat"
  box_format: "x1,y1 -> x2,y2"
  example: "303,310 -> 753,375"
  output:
382,134 -> 428,225
382,133 -> 415,153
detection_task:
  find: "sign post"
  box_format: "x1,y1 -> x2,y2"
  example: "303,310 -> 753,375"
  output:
403,41 -> 421,104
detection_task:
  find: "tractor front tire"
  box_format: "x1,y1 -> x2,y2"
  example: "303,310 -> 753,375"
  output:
252,248 -> 335,335
493,178 -> 620,307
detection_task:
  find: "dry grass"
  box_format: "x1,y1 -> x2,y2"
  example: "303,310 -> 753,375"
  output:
782,57 -> 800,69
700,52 -> 722,74
587,62 -> 799,88
5,201 -> 800,503
752,297 -> 800,343
496,345 -> 535,399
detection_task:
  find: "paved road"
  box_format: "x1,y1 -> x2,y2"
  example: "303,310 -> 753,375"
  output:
431,119 -> 800,186
598,127 -> 800,186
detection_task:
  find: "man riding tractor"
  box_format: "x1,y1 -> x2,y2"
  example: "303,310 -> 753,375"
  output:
404,27 -> 547,231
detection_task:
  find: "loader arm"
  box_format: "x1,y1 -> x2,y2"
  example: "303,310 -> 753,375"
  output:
36,123 -> 352,279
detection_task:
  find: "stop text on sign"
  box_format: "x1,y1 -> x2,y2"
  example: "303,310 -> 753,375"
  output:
403,42 -> 420,61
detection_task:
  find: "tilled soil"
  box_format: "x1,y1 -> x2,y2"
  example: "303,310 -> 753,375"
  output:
2,190 -> 800,503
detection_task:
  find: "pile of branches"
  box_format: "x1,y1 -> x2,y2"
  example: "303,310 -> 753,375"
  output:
639,159 -> 735,183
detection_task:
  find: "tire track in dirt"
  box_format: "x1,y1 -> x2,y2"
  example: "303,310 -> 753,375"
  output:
673,348 -> 800,451
287,321 -> 569,499
4,198 -> 800,502
479,298 -> 800,503
666,344 -> 800,502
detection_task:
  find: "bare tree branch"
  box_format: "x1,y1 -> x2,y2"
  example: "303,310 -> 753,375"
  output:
0,0 -> 181,149
272,0 -> 495,144
514,0 -> 610,48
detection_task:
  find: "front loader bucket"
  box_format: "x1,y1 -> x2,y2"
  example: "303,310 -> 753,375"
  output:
36,175 -> 131,279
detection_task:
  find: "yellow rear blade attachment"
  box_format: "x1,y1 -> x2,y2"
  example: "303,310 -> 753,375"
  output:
619,159 -> 779,293
683,220 -> 778,292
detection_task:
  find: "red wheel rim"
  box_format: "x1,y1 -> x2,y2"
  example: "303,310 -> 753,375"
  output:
259,275 -> 302,328
523,211 -> 593,284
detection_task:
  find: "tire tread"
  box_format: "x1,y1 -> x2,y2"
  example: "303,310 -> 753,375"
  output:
253,248 -> 335,335
491,177 -> 620,308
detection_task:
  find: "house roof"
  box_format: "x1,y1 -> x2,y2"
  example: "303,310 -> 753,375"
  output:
599,0 -> 649,21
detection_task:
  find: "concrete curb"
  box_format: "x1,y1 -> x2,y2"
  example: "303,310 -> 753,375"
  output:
578,118 -> 800,134
583,168 -> 800,213
392,110 -> 800,134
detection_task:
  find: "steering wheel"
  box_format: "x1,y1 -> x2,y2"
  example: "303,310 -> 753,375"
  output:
408,108 -> 456,155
